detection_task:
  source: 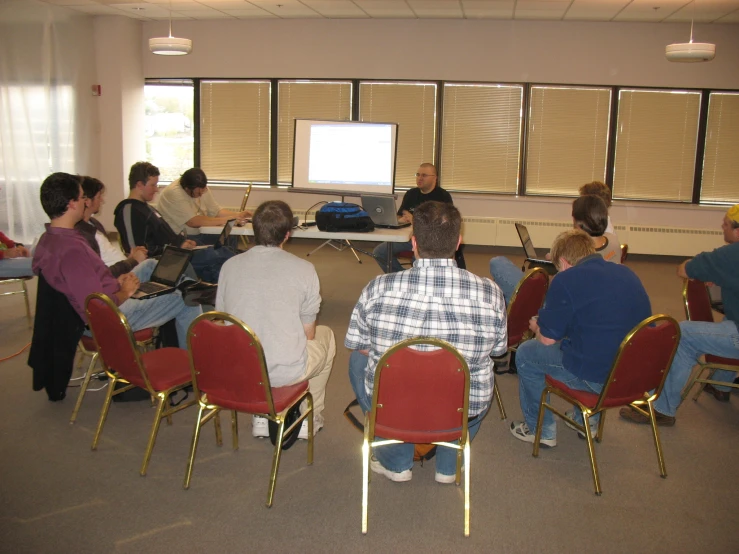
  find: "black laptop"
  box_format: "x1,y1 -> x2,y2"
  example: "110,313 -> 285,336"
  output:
190,219 -> 237,250
361,195 -> 411,229
515,223 -> 556,272
131,246 -> 194,299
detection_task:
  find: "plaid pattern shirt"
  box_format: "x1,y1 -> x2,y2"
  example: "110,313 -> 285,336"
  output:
345,258 -> 507,416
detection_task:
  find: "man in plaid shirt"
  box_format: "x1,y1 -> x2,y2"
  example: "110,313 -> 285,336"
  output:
345,201 -> 507,483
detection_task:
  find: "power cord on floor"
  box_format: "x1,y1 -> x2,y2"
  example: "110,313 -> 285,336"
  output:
0,342 -> 30,363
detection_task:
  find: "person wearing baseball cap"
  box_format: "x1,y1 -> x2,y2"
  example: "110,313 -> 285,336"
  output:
621,204 -> 739,425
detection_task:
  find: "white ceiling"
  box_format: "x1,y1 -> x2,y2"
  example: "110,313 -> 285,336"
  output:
31,0 -> 739,23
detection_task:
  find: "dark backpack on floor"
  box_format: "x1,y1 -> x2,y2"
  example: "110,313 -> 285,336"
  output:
315,202 -> 375,233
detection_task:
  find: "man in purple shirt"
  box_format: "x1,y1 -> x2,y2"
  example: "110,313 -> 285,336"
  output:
32,172 -> 200,349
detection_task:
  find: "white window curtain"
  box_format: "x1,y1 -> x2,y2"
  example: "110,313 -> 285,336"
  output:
0,1 -> 97,243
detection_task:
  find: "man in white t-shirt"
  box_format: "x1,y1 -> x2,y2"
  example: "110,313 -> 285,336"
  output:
156,167 -> 251,240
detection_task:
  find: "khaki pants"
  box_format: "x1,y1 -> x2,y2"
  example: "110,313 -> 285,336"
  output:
290,325 -> 335,426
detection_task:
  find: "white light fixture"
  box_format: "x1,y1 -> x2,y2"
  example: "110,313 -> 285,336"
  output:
666,0 -> 715,62
149,2 -> 192,56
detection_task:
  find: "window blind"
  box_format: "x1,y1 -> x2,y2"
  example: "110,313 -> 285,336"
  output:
701,92 -> 739,204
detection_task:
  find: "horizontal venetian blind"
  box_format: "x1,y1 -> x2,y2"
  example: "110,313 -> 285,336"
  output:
701,92 -> 739,204
613,89 -> 700,202
278,81 -> 352,184
200,80 -> 271,182
526,86 -> 611,196
359,82 -> 437,190
441,83 -> 523,194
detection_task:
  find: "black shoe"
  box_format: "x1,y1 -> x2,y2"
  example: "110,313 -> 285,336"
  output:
703,383 -> 731,402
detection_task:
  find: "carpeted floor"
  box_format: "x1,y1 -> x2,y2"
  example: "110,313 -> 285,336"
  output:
1,241 -> 737,553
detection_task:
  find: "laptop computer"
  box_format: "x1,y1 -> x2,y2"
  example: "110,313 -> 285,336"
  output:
188,219 -> 237,250
361,195 -> 411,229
131,246 -> 194,299
514,223 -> 556,271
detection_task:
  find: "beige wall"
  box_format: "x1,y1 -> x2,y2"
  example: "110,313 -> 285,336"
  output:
92,17 -> 739,243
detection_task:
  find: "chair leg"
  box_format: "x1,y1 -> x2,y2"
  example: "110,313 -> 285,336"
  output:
647,401 -> 668,479
306,393 -> 314,466
681,365 -> 704,401
595,410 -> 606,443
21,279 -> 31,326
70,352 -> 99,424
532,389 -> 548,458
266,417 -> 286,508
183,404 -> 207,490
214,411 -> 223,447
463,438 -> 471,537
140,393 -> 168,477
91,375 -> 117,451
361,426 -> 371,534
693,367 -> 715,402
493,381 -> 506,420
582,413 -> 602,495
231,411 -> 239,451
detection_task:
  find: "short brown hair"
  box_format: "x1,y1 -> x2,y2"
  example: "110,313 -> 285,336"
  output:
572,195 -> 608,237
180,168 -> 207,191
128,162 -> 159,189
579,181 -> 612,208
412,201 -> 461,259
550,229 -> 595,270
252,200 -> 293,247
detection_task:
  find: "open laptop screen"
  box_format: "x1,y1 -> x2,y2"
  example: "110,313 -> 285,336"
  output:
151,247 -> 192,286
515,223 -> 539,260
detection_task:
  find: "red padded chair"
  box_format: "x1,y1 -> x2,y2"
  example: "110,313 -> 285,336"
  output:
680,279 -> 739,401
362,337 -> 472,536
184,312 -> 313,508
85,293 -> 196,476
533,315 -> 681,495
69,328 -> 156,424
507,267 -> 549,350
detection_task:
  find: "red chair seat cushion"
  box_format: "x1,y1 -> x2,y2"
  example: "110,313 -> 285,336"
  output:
129,348 -> 191,391
206,381 -> 309,414
81,328 -> 154,352
705,354 -> 739,367
546,375 -> 643,409
374,424 -> 463,444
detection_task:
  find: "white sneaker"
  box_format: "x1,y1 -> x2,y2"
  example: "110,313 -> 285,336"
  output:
509,421 -> 556,448
297,419 -> 323,440
252,415 -> 269,438
370,457 -> 412,482
564,409 -> 598,439
435,471 -> 458,484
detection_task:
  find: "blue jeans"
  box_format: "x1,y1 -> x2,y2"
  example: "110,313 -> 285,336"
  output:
655,319 -> 739,416
0,257 -> 33,278
516,339 -> 603,440
191,245 -> 236,284
349,351 -> 484,476
489,257 -> 524,304
373,241 -> 413,273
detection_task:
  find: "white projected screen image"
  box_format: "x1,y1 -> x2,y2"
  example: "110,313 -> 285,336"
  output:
292,119 -> 397,197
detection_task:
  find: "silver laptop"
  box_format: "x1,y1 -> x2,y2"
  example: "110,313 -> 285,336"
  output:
515,223 -> 555,269
361,195 -> 411,229
131,246 -> 194,299
190,219 -> 237,250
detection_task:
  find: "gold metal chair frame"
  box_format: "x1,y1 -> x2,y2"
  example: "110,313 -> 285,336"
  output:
183,311 -> 314,508
0,276 -> 33,326
533,314 -> 681,495
680,279 -> 739,401
238,183 -> 252,249
69,330 -> 156,424
86,293 -> 197,476
362,337 -> 472,536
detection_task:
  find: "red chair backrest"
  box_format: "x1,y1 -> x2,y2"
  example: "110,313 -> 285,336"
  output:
597,315 -> 681,409
188,314 -> 274,413
371,337 -> 469,443
683,279 -> 714,323
507,267 -> 549,347
85,294 -> 148,389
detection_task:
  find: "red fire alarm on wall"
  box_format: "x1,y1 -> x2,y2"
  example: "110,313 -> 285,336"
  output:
91,85 -> 101,96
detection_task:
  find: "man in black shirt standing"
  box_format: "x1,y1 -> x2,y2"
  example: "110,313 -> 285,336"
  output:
373,163 -> 454,273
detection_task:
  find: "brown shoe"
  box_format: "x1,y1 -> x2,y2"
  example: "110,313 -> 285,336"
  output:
702,383 -> 731,403
619,405 -> 676,427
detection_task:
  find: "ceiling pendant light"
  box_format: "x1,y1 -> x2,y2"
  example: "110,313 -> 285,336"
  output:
149,1 -> 192,56
666,0 -> 715,62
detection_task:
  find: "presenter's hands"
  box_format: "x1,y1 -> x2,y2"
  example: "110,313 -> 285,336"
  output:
129,246 -> 148,263
180,239 -> 197,250
398,211 -> 413,224
118,273 -> 140,298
